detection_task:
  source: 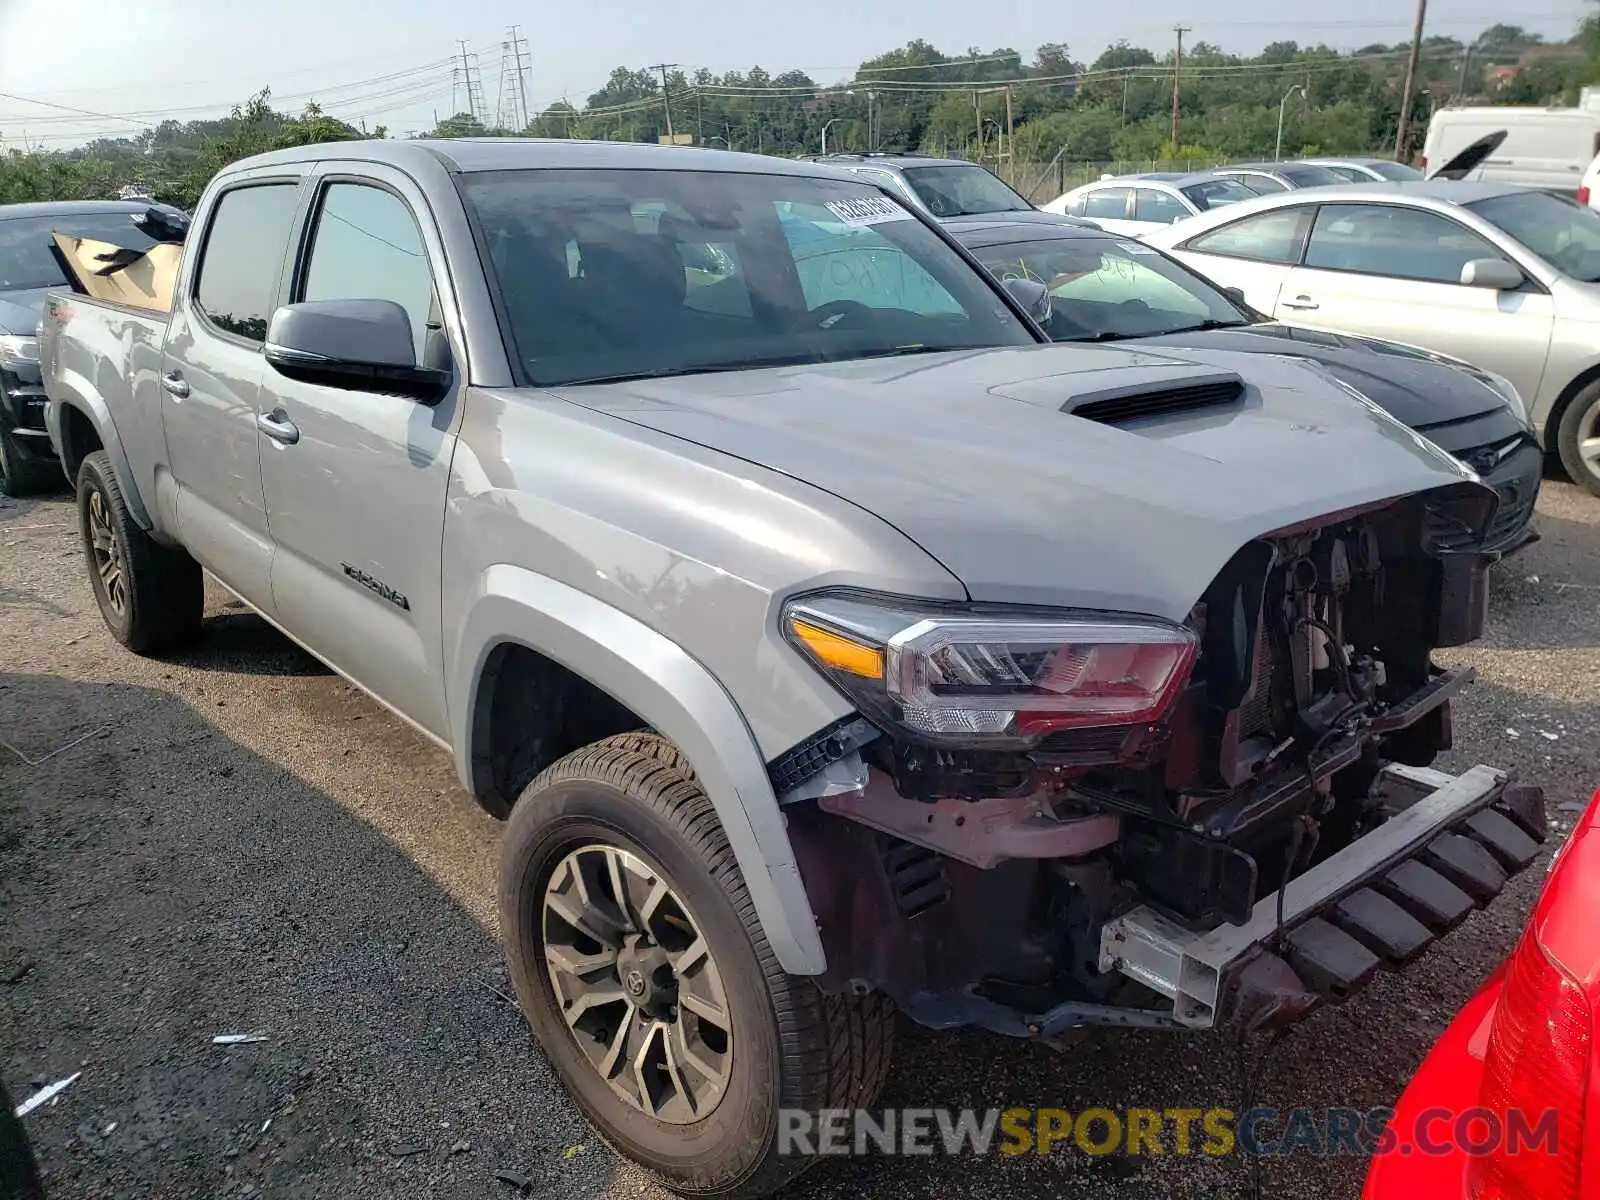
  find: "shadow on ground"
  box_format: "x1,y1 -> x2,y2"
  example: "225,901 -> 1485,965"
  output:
0,671 -> 612,1200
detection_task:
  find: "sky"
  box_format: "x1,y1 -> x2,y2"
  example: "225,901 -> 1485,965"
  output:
0,0 -> 1590,149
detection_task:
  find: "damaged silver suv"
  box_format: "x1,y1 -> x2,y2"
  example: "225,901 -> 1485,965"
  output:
41,140 -> 1544,1197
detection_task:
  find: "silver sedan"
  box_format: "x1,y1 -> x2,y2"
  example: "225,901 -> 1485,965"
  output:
1143,181 -> 1600,495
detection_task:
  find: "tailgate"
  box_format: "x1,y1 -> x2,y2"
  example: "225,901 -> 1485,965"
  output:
1099,763 -> 1546,1029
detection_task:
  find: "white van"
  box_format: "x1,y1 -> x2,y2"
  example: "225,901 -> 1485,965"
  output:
1421,106 -> 1600,193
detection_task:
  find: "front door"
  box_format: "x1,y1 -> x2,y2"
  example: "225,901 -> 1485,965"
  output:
1277,202 -> 1555,402
160,177 -> 305,612
257,168 -> 460,738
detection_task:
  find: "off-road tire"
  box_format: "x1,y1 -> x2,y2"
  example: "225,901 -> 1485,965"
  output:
500,732 -> 894,1198
77,450 -> 204,654
1556,379 -> 1600,498
0,416 -> 58,497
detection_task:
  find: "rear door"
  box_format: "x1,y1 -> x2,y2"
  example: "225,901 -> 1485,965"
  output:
1278,201 -> 1554,390
1079,187 -> 1144,236
1168,205 -> 1312,314
160,174 -> 306,612
257,165 -> 461,738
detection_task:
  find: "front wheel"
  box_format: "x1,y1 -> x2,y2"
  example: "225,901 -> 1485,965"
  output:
77,450 -> 204,654
1557,380 -> 1600,498
499,733 -> 894,1198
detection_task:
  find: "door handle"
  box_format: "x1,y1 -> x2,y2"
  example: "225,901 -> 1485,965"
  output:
1281,295 -> 1320,311
161,371 -> 189,398
256,409 -> 300,446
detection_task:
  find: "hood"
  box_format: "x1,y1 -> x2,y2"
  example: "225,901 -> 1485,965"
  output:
1131,323 -> 1516,450
0,288 -> 53,336
557,344 -> 1479,621
1429,131 -> 1507,181
943,211 -> 1101,230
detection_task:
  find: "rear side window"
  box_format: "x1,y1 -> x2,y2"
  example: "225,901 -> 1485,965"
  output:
193,183 -> 302,342
1082,188 -> 1130,219
1187,208 -> 1312,264
300,183 -> 435,362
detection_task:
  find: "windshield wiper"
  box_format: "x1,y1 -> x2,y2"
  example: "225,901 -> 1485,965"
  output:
1147,319 -> 1253,336
560,353 -> 829,386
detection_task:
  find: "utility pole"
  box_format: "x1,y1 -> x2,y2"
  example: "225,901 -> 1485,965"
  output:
1004,85 -> 1014,182
1171,26 -> 1190,151
1122,73 -> 1131,126
974,91 -> 983,157
1395,0 -> 1428,161
650,63 -> 678,141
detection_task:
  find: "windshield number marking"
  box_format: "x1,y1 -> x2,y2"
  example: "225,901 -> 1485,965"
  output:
825,197 -> 912,227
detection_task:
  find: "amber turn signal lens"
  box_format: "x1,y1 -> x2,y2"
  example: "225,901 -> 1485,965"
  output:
789,619 -> 884,679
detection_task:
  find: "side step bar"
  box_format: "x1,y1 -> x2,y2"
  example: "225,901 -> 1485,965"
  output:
1098,764 -> 1545,1030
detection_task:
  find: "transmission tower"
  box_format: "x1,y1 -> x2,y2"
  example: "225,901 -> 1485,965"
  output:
453,40 -> 487,126
496,26 -> 532,131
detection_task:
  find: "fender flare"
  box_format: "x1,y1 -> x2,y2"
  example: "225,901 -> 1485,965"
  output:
47,376 -> 153,529
448,564 -> 827,976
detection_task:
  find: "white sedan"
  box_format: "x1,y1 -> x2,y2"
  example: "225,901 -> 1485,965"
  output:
1143,181 -> 1600,495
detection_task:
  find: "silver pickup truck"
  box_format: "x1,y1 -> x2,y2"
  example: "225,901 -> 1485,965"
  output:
42,140 -> 1544,1196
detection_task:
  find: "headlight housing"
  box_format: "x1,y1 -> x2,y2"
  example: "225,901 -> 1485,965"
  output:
1466,366 -> 1532,433
0,334 -> 40,370
783,593 -> 1198,750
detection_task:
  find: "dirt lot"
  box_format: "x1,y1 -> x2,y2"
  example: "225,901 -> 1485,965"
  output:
3,480 -> 1598,1200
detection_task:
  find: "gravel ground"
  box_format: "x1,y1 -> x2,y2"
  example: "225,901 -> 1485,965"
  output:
3,479 -> 1597,1200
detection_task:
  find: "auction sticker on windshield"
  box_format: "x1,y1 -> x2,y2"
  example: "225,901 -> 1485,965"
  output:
826,196 -> 912,226
1116,241 -> 1158,255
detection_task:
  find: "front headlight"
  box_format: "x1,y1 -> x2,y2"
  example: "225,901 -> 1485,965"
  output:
0,335 -> 40,370
783,593 -> 1198,749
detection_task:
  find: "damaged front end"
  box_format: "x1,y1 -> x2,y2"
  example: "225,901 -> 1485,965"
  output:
773,480 -> 1545,1038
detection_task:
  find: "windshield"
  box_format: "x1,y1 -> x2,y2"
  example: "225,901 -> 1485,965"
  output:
899,164 -> 1035,216
1277,164 -> 1346,188
460,168 -> 1034,386
0,212 -> 157,291
1179,177 -> 1260,211
1468,190 -> 1600,282
1363,160 -> 1424,181
1318,164 -> 1371,184
967,235 -> 1252,343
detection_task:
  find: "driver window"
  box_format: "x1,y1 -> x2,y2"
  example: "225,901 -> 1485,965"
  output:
1304,204 -> 1500,283
301,183 -> 435,363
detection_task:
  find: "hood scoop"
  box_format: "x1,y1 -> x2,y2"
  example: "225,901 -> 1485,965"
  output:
1062,369 -> 1245,425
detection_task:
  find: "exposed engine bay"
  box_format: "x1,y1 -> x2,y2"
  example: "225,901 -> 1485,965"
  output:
778,482 -> 1545,1036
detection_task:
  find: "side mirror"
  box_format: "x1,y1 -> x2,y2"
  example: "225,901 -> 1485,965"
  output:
264,299 -> 450,404
1459,258 -> 1524,291
1223,286 -> 1248,305
1001,277 -> 1053,327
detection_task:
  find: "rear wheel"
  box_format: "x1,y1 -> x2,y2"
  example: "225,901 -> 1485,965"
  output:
1557,380 -> 1600,498
77,450 -> 204,653
500,733 -> 894,1198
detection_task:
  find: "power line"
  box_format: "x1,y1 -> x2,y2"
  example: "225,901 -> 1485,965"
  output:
0,61 -> 452,127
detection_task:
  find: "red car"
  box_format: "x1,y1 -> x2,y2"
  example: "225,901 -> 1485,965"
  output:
1365,786 -> 1600,1200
